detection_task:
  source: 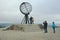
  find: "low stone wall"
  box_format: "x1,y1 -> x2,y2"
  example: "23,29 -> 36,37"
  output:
4,24 -> 43,32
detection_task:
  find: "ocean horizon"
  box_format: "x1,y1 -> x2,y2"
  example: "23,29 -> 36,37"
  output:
0,23 -> 60,28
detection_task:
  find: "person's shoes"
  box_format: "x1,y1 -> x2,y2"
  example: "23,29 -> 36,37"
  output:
53,32 -> 55,33
44,32 -> 48,33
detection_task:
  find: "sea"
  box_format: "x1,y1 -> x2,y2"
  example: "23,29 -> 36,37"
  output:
0,23 -> 12,28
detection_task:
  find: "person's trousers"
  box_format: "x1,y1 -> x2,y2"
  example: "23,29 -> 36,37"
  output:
53,27 -> 55,33
44,28 -> 47,33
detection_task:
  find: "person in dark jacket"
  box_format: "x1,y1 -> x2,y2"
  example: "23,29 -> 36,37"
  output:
43,20 -> 48,33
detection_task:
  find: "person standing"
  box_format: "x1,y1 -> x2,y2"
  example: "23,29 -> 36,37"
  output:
43,20 -> 48,33
30,16 -> 34,24
52,22 -> 56,33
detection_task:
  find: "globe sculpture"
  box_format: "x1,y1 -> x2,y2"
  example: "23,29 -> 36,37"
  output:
20,2 -> 32,24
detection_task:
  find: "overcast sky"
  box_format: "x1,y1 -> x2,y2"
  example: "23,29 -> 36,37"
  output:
0,0 -> 60,24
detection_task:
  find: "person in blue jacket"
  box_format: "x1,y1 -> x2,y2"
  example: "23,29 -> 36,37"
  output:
52,22 -> 56,33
